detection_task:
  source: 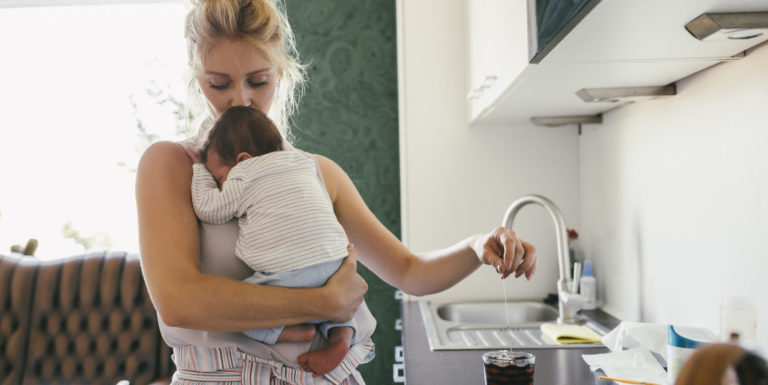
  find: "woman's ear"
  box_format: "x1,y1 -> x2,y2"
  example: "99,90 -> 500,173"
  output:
236,152 -> 252,163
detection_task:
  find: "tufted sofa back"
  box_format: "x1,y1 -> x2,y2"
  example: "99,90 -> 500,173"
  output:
0,251 -> 174,385
1,253 -> 37,385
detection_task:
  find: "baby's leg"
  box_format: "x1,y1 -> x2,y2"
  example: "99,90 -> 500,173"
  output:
297,326 -> 353,376
276,324 -> 316,343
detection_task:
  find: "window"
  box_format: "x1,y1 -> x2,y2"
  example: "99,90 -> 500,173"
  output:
0,1 -> 189,260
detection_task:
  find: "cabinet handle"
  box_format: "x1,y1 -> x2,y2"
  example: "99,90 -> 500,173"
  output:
467,75 -> 498,100
479,75 -> 498,90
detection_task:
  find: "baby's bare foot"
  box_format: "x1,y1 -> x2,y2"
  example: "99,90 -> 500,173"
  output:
276,324 -> 316,343
297,338 -> 350,377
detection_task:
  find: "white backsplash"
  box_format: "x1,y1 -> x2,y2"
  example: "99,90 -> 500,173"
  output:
580,42 -> 768,352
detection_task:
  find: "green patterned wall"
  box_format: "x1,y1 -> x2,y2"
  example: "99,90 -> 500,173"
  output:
284,0 -> 401,383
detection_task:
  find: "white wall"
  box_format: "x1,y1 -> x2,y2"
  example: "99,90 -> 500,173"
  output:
397,0 -> 581,303
580,42 -> 768,351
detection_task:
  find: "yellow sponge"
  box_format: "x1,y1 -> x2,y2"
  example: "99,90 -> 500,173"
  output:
540,323 -> 602,345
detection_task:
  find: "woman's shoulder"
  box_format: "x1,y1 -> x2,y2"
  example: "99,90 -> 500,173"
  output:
137,141 -> 194,188
305,153 -> 352,202
140,141 -> 192,166
285,148 -> 341,175
140,140 -> 184,158
308,152 -> 340,171
306,153 -> 344,179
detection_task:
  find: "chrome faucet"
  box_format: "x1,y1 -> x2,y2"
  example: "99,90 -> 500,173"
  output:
502,195 -> 584,324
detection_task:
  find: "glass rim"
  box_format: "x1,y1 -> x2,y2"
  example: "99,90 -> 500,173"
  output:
482,350 -> 535,366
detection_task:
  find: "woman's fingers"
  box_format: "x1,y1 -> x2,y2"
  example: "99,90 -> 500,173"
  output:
483,227 -> 537,280
343,244 -> 358,267
524,258 -> 538,280
483,232 -> 505,273
325,244 -> 367,322
499,229 -> 516,279
516,241 -> 537,279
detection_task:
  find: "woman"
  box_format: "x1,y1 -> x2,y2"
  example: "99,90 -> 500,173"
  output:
135,0 -> 538,383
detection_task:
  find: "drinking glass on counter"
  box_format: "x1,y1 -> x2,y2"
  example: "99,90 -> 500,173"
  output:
482,350 -> 535,385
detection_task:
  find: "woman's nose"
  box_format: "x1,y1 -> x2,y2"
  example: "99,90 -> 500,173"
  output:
230,84 -> 252,107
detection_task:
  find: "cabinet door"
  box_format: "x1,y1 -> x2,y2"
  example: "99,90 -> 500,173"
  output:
467,0 -> 531,122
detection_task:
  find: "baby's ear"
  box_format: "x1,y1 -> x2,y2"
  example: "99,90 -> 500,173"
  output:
236,152 -> 252,162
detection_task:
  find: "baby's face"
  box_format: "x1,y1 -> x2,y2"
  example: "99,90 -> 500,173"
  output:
205,150 -> 234,188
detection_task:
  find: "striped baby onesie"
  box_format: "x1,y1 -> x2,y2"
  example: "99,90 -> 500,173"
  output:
191,150 -> 349,273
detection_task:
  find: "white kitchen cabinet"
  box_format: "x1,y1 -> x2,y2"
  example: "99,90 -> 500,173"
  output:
467,0 -> 768,126
466,0 -> 533,122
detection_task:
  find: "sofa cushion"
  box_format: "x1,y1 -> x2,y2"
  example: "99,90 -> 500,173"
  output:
0,254 -> 38,385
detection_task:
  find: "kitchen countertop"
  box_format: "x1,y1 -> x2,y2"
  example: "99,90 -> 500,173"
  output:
402,300 -> 622,384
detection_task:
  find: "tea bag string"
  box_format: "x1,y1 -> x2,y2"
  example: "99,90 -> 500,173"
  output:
502,276 -> 511,329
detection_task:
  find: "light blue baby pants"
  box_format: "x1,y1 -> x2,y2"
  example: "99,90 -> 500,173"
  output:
242,258 -> 356,344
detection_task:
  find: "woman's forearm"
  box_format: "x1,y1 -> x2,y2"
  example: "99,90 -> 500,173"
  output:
399,228 -> 537,296
318,155 -> 488,297
398,235 -> 484,296
156,273 -> 331,331
153,251 -> 365,331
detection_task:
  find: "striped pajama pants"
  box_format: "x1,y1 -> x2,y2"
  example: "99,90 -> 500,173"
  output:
170,341 -> 375,385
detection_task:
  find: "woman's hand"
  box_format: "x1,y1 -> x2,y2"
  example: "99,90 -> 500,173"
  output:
322,245 -> 368,322
472,227 -> 537,280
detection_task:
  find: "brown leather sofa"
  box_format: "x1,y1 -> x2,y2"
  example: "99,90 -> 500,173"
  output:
0,251 -> 174,385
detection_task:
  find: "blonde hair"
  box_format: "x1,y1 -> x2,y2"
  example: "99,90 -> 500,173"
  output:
184,0 -> 306,144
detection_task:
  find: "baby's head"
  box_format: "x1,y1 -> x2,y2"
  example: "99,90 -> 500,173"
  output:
201,106 -> 283,184
675,343 -> 767,385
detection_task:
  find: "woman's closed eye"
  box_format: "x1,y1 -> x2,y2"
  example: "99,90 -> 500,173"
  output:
248,80 -> 268,87
246,75 -> 270,88
207,79 -> 268,90
209,81 -> 230,90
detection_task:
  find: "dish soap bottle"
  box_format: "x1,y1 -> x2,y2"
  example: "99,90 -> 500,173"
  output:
580,260 -> 597,310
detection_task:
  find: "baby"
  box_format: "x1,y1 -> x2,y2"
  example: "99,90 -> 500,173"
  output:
191,106 -> 361,376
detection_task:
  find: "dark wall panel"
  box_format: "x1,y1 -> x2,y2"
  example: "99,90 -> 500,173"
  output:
286,0 -> 401,383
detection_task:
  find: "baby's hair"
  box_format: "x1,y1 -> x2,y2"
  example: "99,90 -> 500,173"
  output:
201,106 -> 284,165
735,351 -> 768,385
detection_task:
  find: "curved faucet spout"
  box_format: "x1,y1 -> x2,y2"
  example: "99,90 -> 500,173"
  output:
503,195 -> 570,283
502,194 -> 582,324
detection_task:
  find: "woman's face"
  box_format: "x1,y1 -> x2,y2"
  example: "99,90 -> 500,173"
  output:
198,39 -> 278,117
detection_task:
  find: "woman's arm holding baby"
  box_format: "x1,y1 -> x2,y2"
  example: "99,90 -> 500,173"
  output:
137,142 -> 367,331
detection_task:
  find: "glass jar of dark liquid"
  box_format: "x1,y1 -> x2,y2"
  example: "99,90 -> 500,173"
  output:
482,350 -> 535,385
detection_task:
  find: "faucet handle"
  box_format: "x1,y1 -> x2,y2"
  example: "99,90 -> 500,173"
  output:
571,262 -> 582,293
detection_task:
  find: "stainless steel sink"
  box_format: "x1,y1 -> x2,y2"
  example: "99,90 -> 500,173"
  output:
419,300 -> 607,350
436,301 -> 558,324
